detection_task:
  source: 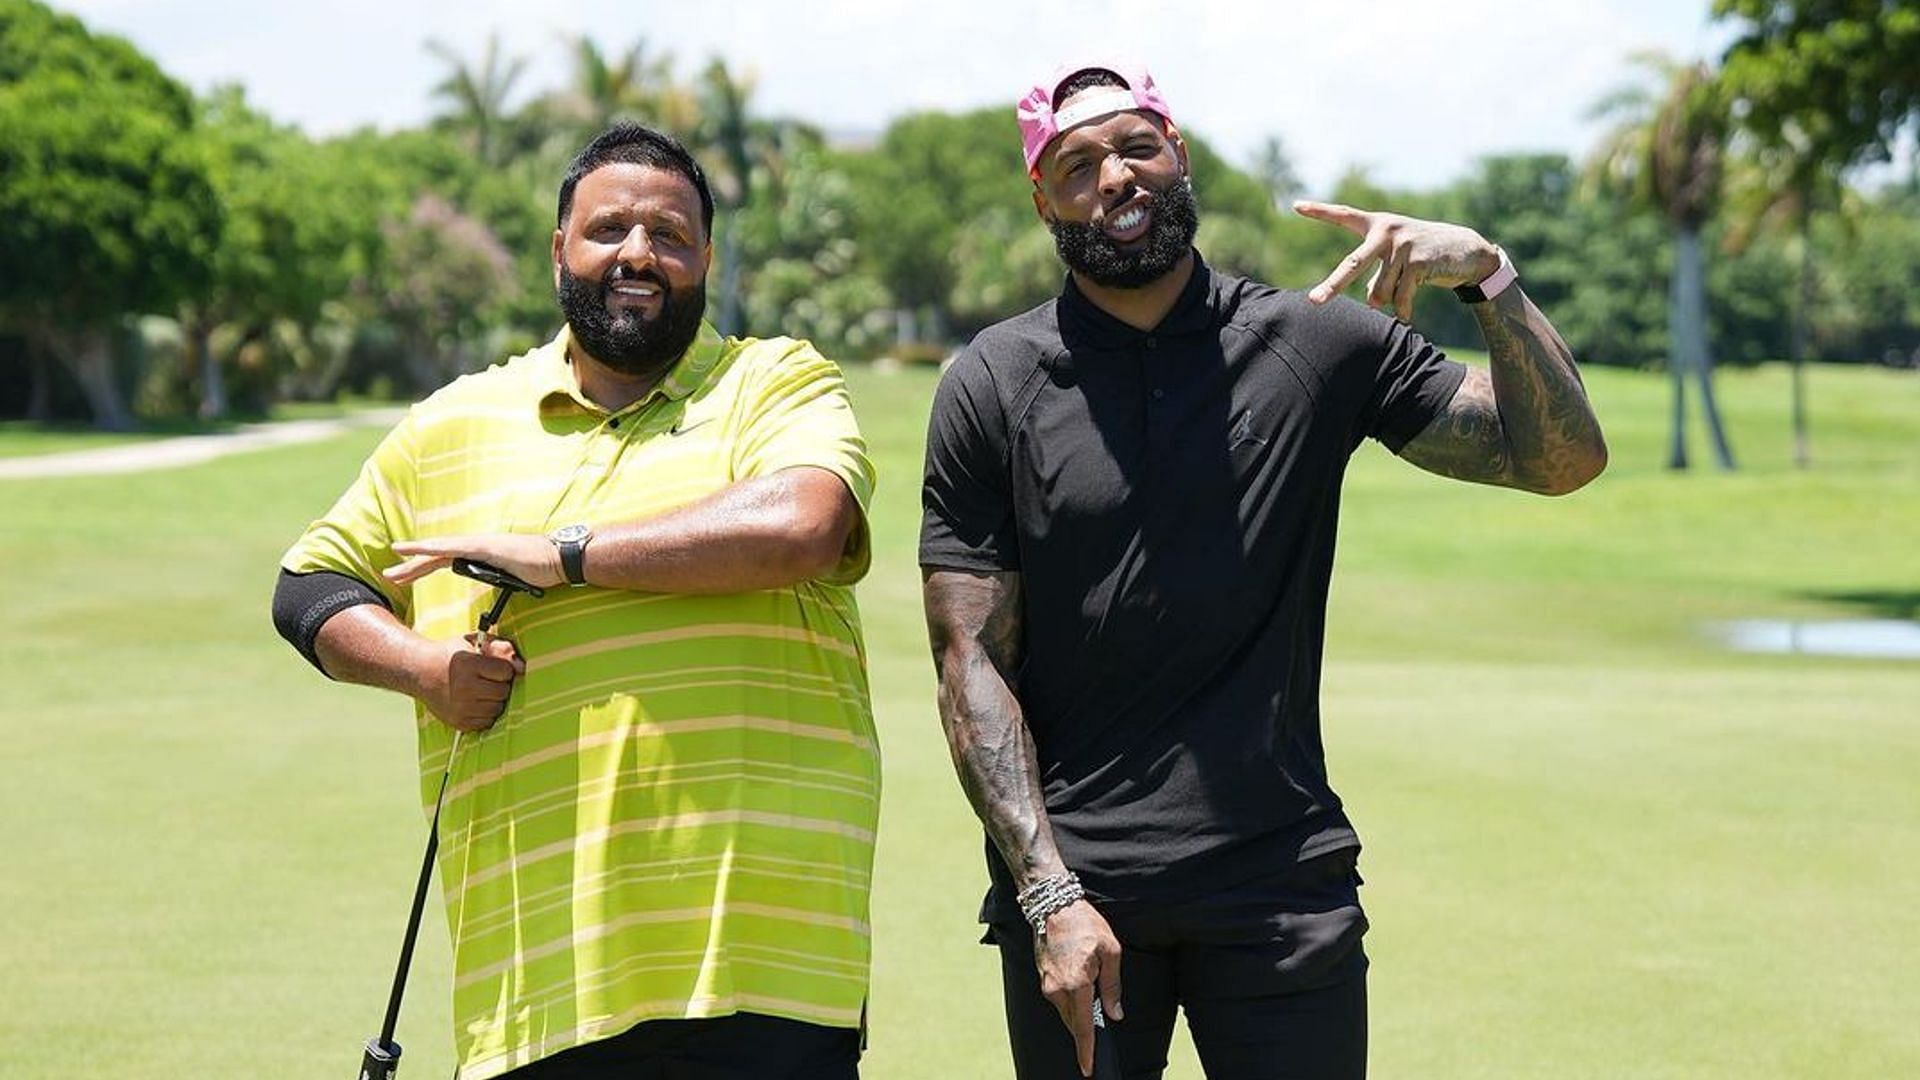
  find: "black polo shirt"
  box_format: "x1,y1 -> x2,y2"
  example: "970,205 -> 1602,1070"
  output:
920,252 -> 1467,915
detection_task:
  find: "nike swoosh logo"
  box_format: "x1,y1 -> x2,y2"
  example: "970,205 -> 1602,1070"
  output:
670,417 -> 714,436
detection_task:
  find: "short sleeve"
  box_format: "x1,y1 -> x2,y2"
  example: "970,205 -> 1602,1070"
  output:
280,412 -> 419,620
731,340 -> 876,586
1360,312 -> 1469,452
919,348 -> 1019,572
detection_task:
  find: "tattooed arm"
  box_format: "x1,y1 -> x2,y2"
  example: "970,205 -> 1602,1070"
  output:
1400,286 -> 1608,494
1292,199 -> 1607,494
923,567 -> 1122,1075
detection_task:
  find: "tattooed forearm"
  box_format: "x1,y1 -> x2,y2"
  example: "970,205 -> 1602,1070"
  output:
1402,286 -> 1607,494
1398,368 -> 1511,484
923,568 -> 1066,889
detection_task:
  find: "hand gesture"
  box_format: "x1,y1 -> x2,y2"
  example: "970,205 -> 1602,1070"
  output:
417,633 -> 526,732
1036,900 -> 1125,1077
387,533 -> 565,590
1294,200 -> 1500,322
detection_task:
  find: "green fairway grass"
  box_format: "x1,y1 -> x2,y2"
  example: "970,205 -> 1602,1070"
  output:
0,360 -> 1914,1078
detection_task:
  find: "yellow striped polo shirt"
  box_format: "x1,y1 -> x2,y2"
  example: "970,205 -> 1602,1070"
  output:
282,323 -> 878,1079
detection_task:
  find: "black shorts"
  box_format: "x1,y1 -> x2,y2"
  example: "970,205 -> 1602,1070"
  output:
985,851 -> 1369,1080
502,1012 -> 861,1080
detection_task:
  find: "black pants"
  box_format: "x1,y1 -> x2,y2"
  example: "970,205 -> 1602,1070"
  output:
988,852 -> 1369,1080
502,1012 -> 861,1080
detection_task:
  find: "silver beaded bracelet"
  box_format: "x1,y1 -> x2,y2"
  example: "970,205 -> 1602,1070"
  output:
1017,871 -> 1085,935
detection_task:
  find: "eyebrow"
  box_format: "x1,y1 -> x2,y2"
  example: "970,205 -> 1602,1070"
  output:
583,205 -> 693,229
1053,127 -> 1163,170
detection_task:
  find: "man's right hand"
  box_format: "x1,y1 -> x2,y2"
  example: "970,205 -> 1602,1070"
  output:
1036,899 -> 1124,1077
416,634 -> 525,731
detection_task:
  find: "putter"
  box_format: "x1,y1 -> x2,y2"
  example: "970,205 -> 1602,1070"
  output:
358,558 -> 544,1080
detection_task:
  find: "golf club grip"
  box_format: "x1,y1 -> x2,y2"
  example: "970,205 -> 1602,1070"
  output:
1091,999 -> 1121,1079
359,1037 -> 401,1080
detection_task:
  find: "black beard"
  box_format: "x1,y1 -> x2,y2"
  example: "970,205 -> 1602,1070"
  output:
556,263 -> 707,379
1049,175 -> 1200,288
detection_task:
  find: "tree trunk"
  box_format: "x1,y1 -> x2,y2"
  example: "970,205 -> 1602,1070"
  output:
1666,351 -> 1689,470
39,325 -> 135,432
197,323 -> 228,421
1665,234 -> 1690,470
25,346 -> 53,422
717,214 -> 742,336
1789,220 -> 1812,469
402,329 -> 445,396
1673,227 -> 1736,471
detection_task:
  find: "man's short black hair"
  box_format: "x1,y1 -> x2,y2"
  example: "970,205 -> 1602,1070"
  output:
1053,68 -> 1128,106
556,122 -> 715,237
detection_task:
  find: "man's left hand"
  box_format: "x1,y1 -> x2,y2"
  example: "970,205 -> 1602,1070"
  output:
387,534 -> 565,589
1294,200 -> 1500,322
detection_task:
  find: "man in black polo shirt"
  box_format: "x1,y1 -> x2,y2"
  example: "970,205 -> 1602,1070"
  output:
920,60 -> 1608,1079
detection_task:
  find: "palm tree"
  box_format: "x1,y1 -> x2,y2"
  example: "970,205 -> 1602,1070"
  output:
1589,54 -> 1737,471
559,36 -> 694,133
1723,137 -> 1844,468
693,59 -> 793,335
424,33 -> 528,168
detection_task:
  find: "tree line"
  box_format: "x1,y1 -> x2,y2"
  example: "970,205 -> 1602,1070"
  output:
2,0 -> 1915,471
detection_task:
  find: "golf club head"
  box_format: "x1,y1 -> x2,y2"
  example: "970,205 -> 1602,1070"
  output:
451,558 -> 545,598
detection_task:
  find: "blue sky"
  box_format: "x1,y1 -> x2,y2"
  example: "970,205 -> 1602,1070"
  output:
60,0 -> 1735,192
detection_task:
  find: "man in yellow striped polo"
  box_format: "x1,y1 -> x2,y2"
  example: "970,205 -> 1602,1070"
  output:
271,123 -> 877,1079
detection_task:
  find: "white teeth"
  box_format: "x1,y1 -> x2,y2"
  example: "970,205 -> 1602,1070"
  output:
1109,206 -> 1146,232
613,285 -> 658,296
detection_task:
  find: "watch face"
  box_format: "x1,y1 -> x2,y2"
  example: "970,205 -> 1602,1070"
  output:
552,523 -> 591,544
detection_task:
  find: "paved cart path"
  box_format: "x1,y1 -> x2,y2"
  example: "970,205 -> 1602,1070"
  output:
0,409 -> 406,480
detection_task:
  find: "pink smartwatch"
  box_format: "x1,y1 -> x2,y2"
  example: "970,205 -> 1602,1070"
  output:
1454,247 -> 1517,304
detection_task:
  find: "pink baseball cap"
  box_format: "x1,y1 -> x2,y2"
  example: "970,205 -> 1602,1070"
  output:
1017,59 -> 1176,176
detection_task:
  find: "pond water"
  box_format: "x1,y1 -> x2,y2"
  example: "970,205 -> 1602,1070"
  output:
1709,619 -> 1920,660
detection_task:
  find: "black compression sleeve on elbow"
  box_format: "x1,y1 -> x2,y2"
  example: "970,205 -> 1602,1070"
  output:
272,568 -> 391,678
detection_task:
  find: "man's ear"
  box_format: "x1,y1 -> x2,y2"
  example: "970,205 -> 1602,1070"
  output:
551,228 -> 565,290
703,240 -> 715,273
1169,125 -> 1191,178
1031,184 -> 1054,225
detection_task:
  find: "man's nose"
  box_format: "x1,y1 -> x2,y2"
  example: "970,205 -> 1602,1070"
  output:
1097,154 -> 1134,199
615,225 -> 656,269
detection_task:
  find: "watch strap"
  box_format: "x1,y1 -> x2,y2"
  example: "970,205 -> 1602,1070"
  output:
1454,247 -> 1517,304
558,539 -> 587,586
550,525 -> 591,586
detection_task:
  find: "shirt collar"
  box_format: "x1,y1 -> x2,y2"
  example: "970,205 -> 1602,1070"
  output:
1057,248 -> 1219,351
535,320 -> 728,416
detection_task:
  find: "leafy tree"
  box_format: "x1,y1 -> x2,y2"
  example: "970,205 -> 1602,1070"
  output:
0,0 -> 220,429
1714,0 -> 1920,174
692,58 -> 788,336
947,207 -> 1061,335
1712,0 -> 1920,465
1440,153 -> 1671,368
373,195 -> 520,393
1590,54 -> 1738,470
177,86 -> 378,417
735,140 -> 894,358
843,106 -> 1033,338
1814,183 -> 1920,364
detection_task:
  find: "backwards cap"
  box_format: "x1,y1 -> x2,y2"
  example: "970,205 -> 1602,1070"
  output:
1017,59 -> 1175,176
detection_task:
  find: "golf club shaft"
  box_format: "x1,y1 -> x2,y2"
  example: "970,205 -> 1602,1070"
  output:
362,567 -> 534,1077
377,728 -> 463,1047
